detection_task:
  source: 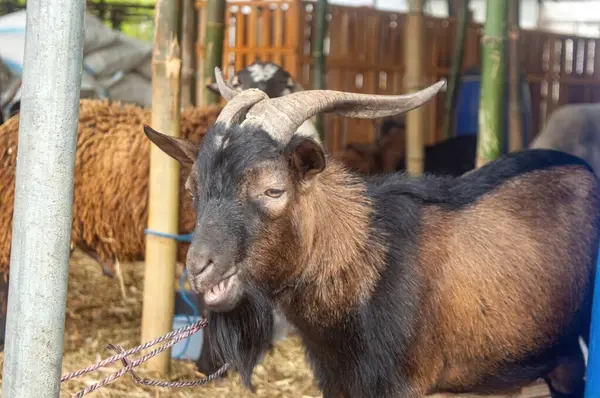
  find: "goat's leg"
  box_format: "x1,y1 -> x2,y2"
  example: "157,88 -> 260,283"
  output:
543,338 -> 586,398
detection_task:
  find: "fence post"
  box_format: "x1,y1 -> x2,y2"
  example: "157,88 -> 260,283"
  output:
1,0 -> 85,396
141,0 -> 183,375
585,250 -> 600,398
404,0 -> 426,176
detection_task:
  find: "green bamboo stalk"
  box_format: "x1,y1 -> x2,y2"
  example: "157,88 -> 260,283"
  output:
441,0 -> 469,139
312,0 -> 328,142
476,0 -> 508,168
202,0 -> 226,105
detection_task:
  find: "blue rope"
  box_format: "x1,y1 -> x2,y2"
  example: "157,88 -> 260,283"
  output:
144,229 -> 193,243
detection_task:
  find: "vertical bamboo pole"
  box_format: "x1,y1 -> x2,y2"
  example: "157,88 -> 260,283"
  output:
202,0 -> 226,105
508,0 -> 522,152
1,0 -> 84,395
141,0 -> 183,375
181,0 -> 198,107
404,0 -> 426,175
476,0 -> 508,168
195,1 -> 207,106
442,0 -> 469,140
313,0 -> 328,142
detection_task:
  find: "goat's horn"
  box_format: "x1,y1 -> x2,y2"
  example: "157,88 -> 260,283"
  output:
214,88 -> 269,128
240,80 -> 447,143
214,67 -> 241,101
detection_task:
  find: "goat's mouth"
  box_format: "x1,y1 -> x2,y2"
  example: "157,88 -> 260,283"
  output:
203,268 -> 241,311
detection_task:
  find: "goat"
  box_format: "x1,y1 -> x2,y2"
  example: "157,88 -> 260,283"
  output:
205,60 -> 320,143
144,68 -> 598,398
529,103 -> 600,176
206,61 -> 300,98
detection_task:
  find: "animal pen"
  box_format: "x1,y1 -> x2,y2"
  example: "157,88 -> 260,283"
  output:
195,0 -> 600,154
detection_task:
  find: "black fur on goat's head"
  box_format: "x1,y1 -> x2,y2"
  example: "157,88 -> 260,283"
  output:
206,61 -> 300,99
144,67 -> 446,388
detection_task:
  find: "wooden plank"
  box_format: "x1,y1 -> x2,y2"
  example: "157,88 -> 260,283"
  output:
247,6 -> 258,63
273,5 -> 284,65
234,8 -> 246,70
261,5 -> 272,63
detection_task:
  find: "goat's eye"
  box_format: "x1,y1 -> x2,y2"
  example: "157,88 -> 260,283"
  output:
264,188 -> 285,198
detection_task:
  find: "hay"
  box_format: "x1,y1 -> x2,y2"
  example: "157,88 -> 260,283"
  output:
0,249 -> 322,398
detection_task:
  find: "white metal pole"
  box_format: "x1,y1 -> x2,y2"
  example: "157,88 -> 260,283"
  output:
1,0 -> 85,396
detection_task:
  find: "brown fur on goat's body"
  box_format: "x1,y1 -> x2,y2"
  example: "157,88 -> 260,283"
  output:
274,152 -> 598,397
146,105 -> 599,396
0,99 -> 221,274
172,130 -> 597,398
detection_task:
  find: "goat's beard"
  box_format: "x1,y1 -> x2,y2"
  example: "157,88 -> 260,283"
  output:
207,282 -> 275,391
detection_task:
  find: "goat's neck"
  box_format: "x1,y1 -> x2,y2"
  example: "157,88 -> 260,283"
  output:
287,161 -> 386,325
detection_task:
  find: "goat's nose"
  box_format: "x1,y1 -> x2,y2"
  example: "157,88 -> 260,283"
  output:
187,246 -> 213,275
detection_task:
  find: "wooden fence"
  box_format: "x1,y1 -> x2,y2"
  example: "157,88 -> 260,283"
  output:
195,0 -> 600,154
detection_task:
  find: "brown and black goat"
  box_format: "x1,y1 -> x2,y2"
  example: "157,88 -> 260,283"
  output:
144,68 -> 599,398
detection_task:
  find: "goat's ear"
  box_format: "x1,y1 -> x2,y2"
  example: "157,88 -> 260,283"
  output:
286,137 -> 326,181
206,81 -> 220,95
143,125 -> 199,166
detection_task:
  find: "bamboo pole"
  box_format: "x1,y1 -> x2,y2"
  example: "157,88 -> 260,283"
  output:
195,2 -> 207,107
476,0 -> 508,168
141,0 -> 183,375
202,0 -> 226,105
441,0 -> 469,140
181,0 -> 198,107
404,0 -> 426,175
1,0 -> 84,395
312,0 -> 328,142
508,0 -> 522,152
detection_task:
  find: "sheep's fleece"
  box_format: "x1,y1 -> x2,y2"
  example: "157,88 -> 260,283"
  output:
0,99 -> 222,274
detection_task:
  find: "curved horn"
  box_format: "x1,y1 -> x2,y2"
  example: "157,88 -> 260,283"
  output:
214,67 -> 242,101
240,80 -> 446,142
214,88 -> 269,128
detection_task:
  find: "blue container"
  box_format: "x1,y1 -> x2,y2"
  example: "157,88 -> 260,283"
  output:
171,314 -> 204,361
171,288 -> 204,361
585,248 -> 600,398
455,67 -> 533,154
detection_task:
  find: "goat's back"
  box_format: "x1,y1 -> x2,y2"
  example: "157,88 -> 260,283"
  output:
370,149 -> 599,394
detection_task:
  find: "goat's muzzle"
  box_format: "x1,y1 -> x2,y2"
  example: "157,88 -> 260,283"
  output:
186,244 -> 243,312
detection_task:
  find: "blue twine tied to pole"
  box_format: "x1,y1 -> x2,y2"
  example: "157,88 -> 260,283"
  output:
144,229 -> 193,243
144,229 -> 200,360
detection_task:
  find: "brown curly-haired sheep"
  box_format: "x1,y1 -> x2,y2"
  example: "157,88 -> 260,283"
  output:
0,99 -> 221,276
